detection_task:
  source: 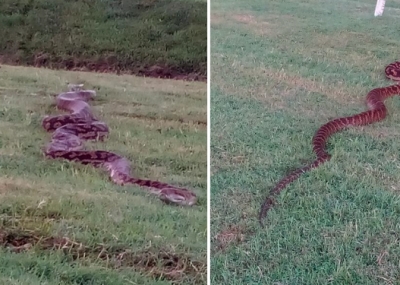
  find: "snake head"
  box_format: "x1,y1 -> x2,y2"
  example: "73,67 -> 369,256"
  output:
67,83 -> 84,92
159,188 -> 197,206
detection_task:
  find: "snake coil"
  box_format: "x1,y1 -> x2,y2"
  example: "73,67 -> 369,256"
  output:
42,84 -> 197,206
259,61 -> 400,225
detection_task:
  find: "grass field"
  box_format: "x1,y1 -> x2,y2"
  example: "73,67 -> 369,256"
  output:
210,0 -> 400,284
0,0 -> 207,77
0,65 -> 207,284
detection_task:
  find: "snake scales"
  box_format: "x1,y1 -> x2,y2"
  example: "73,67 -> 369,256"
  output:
259,61 -> 400,225
42,84 -> 197,206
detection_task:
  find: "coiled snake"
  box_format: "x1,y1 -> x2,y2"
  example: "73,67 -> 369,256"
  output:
259,61 -> 400,225
42,84 -> 197,206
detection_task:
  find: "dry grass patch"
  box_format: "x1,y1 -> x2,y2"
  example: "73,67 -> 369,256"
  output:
231,14 -> 274,36
213,225 -> 246,252
213,62 -> 368,116
212,11 -> 301,37
212,147 -> 248,169
289,29 -> 400,78
308,31 -> 396,71
211,13 -> 226,26
231,13 -> 302,37
259,67 -> 368,105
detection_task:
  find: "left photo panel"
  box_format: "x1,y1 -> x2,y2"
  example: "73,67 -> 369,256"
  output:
0,1 -> 207,284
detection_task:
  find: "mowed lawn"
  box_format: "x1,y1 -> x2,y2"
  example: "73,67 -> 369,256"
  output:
211,0 -> 400,284
0,65 -> 207,284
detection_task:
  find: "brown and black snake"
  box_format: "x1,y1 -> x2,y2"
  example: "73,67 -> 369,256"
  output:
42,84 -> 197,206
259,61 -> 400,225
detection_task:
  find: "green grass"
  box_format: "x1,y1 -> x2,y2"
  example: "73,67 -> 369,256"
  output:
210,0 -> 400,284
0,65 -> 207,284
0,0 -> 207,76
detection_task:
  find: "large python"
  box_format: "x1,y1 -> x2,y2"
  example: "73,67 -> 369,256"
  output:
42,84 -> 197,206
259,61 -> 400,225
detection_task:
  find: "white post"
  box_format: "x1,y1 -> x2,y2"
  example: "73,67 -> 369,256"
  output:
374,0 -> 386,16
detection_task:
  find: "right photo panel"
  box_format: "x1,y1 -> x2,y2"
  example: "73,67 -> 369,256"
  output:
210,0 -> 400,284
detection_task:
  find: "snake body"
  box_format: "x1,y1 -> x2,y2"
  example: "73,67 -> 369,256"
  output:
42,84 -> 197,206
259,61 -> 400,225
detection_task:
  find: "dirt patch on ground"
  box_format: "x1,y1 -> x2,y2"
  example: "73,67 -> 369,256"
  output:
231,13 -> 274,36
211,189 -> 257,253
211,146 -> 247,175
213,225 -> 246,251
0,56 -> 206,82
211,13 -> 226,26
0,228 -> 206,284
212,12 -> 279,36
212,12 -> 301,37
232,14 -> 259,25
